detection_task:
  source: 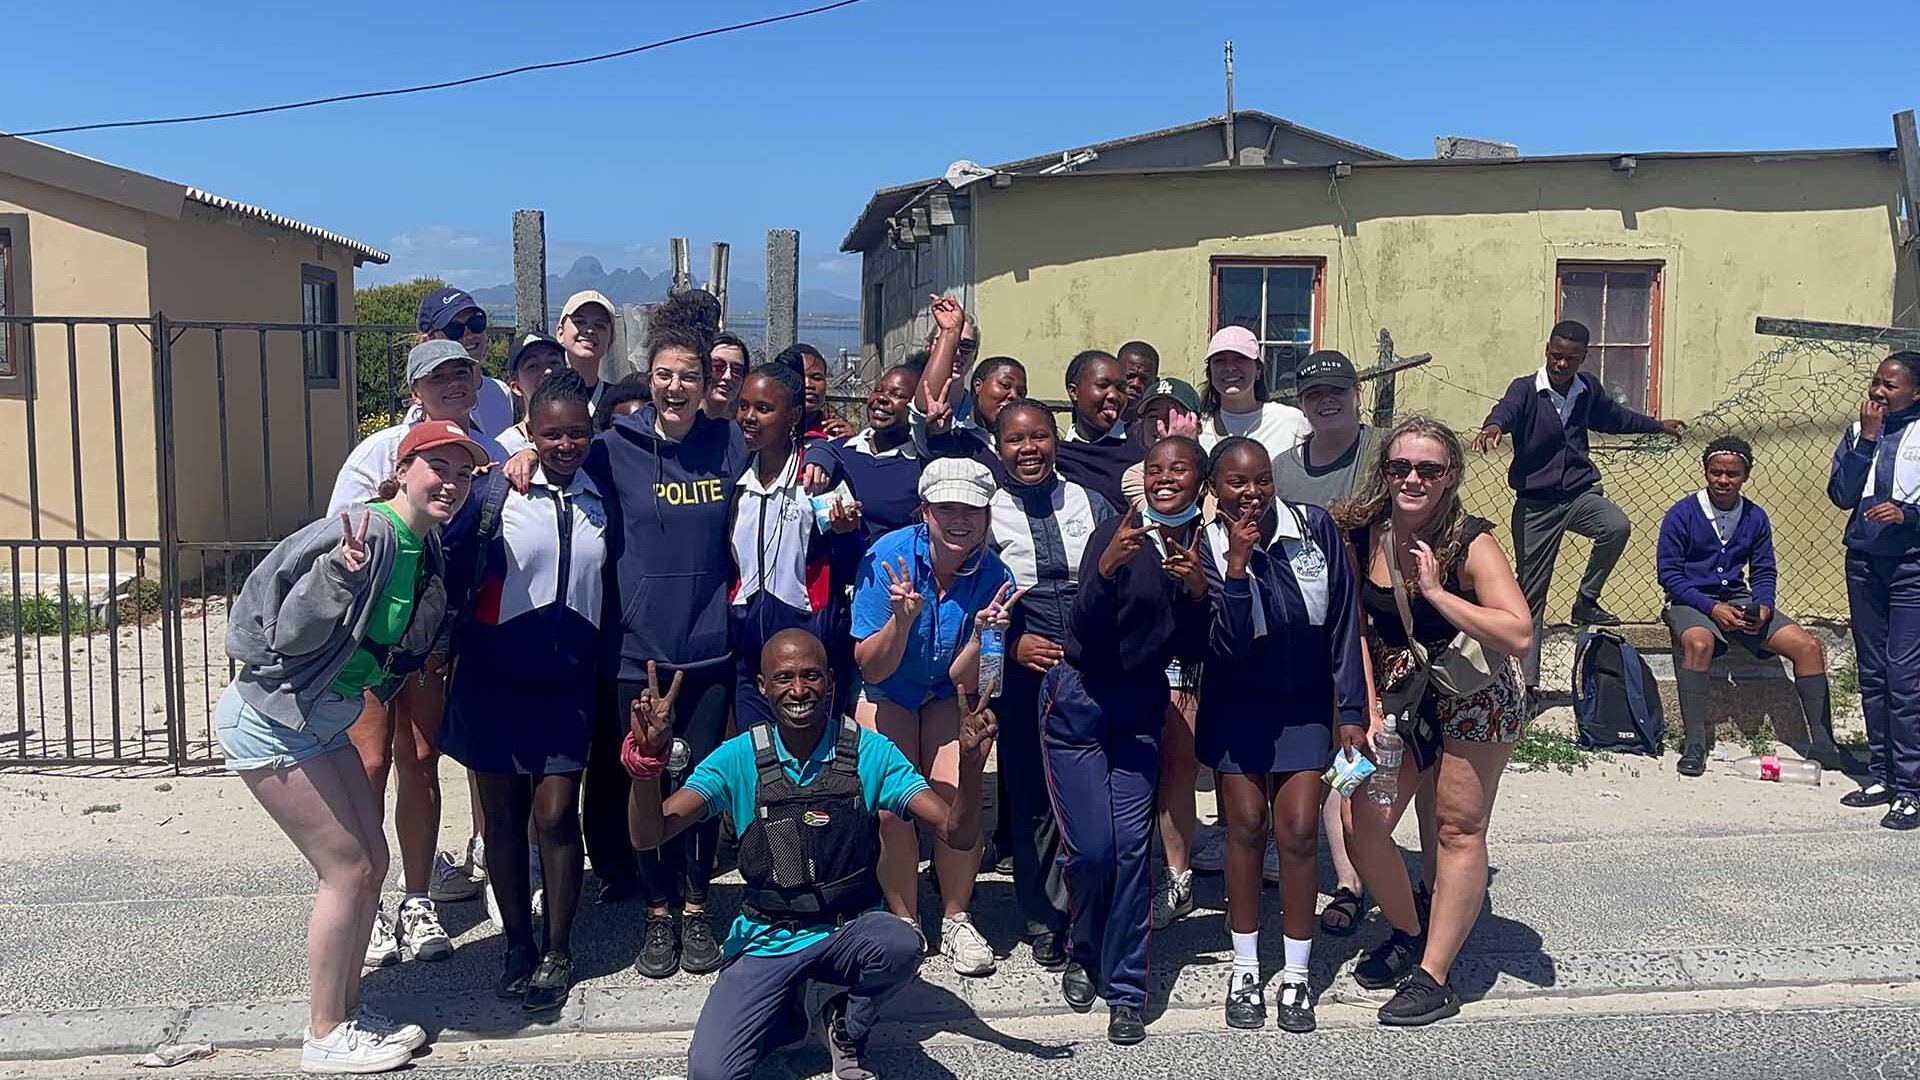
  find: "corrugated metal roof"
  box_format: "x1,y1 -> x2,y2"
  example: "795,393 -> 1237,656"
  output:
185,188 -> 390,265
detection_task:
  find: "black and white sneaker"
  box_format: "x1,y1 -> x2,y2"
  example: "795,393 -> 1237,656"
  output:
1275,981 -> 1315,1033
1843,782 -> 1893,808
1378,969 -> 1460,1026
1882,796 -> 1920,831
1353,928 -> 1426,990
1224,970 -> 1265,1030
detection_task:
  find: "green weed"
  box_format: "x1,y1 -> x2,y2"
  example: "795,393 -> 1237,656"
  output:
1510,726 -> 1595,774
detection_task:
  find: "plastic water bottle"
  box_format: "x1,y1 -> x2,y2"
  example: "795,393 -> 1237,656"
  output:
1369,713 -> 1403,805
1733,754 -> 1821,786
667,737 -> 691,778
979,624 -> 1006,700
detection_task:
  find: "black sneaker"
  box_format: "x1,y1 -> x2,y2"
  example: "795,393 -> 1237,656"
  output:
680,911 -> 724,975
1353,928 -> 1426,990
1843,783 -> 1894,808
633,914 -> 680,979
1275,981 -> 1315,1034
1107,1006 -> 1146,1046
1378,968 -> 1460,1026
1570,600 -> 1621,627
523,953 -> 573,1013
496,943 -> 539,999
1030,931 -> 1069,972
1224,970 -> 1265,1030
1062,962 -> 1097,1013
1882,796 -> 1920,831
1677,749 -> 1707,777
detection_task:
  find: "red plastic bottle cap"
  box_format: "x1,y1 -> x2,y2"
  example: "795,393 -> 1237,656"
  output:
1760,755 -> 1781,781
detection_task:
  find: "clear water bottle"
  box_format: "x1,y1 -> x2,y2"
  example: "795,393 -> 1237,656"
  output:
1369,713 -> 1403,805
667,737 -> 691,778
1733,754 -> 1821,786
979,624 -> 1006,700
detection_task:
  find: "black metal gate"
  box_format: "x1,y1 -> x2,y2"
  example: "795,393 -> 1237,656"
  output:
0,313 -> 425,767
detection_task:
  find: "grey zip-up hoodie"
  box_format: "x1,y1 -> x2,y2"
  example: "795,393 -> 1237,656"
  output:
225,510 -> 447,731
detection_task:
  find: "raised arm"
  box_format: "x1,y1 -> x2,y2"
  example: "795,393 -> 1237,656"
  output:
623,662 -> 712,851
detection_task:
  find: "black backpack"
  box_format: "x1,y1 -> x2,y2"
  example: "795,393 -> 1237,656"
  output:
1572,630 -> 1665,755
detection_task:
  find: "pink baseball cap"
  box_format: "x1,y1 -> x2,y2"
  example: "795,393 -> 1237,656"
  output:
1206,325 -> 1261,362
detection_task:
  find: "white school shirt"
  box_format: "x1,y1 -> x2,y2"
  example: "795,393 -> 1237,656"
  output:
1695,490 -> 1744,545
1203,505 -> 1330,635
730,453 -> 814,611
1852,420 -> 1920,502
1535,367 -> 1586,426
494,467 -> 607,627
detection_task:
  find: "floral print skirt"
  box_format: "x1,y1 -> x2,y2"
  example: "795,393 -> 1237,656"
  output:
1370,639 -> 1529,748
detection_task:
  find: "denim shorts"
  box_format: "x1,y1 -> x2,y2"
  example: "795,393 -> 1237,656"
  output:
215,683 -> 364,772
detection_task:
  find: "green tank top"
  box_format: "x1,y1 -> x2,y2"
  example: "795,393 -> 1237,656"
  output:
330,503 -> 421,697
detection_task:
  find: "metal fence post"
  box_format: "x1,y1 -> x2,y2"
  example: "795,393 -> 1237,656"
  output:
149,312 -> 185,769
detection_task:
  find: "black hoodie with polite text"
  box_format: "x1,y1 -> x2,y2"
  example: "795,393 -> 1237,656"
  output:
588,404 -> 751,678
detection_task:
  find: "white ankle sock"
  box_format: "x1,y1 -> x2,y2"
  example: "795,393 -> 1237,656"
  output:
1231,931 -> 1259,977
1282,935 -> 1312,983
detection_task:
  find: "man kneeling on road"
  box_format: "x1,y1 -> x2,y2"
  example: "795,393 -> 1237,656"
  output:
626,629 -> 994,1080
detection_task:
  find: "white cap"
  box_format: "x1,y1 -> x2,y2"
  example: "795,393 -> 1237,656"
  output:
917,457 -> 996,508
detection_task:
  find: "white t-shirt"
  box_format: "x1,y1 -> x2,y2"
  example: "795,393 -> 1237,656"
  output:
1202,402 -> 1312,464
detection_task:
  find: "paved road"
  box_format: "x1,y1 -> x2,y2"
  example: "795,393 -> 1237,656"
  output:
15,993 -> 1917,1079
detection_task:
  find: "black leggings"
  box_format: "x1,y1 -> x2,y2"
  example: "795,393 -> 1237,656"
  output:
474,770 -> 584,958
618,667 -> 731,910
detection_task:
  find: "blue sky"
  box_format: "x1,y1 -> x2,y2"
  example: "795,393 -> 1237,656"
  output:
5,0 -> 1909,299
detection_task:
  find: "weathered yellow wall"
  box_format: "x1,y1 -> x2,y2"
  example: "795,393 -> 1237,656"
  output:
971,155 -> 1908,622
147,204 -> 358,545
0,174 -> 157,551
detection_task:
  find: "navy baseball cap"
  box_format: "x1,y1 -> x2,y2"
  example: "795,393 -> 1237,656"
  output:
417,287 -> 482,333
1295,350 -> 1358,393
508,331 -> 564,373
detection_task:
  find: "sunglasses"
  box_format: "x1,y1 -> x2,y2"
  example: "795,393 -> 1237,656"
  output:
1385,458 -> 1449,482
441,313 -> 487,338
956,338 -> 979,356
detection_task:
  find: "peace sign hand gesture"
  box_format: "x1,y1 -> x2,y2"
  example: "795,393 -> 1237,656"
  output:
629,660 -> 683,757
337,512 -> 372,575
1163,531 -> 1208,598
955,682 -> 998,766
881,558 -> 925,624
973,581 -> 1027,636
1098,514 -> 1155,580
923,371 -> 958,434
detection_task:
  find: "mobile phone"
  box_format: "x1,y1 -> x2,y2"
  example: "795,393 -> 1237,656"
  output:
1742,603 -> 1762,624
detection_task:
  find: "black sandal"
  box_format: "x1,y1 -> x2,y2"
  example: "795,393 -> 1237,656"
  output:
1319,886 -> 1366,937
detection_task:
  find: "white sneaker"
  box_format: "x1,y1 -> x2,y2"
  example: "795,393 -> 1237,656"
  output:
530,847 -> 545,919
363,908 -> 399,969
397,897 -> 453,962
1151,868 -> 1196,930
1189,825 -> 1227,874
428,841 -> 483,903
347,1005 -> 426,1053
300,1020 -> 413,1074
484,877 -> 504,932
1262,838 -> 1281,885
941,913 -> 996,976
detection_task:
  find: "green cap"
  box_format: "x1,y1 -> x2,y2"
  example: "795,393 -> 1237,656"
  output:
1139,377 -> 1201,414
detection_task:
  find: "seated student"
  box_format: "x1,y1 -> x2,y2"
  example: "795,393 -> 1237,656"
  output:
1657,435 -> 1834,777
627,631 -> 994,1080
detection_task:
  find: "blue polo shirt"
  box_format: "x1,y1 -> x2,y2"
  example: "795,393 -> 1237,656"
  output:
682,723 -> 928,958
851,524 -> 1015,707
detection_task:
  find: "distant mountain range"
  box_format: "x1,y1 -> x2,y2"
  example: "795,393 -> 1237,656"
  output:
468,256 -> 858,315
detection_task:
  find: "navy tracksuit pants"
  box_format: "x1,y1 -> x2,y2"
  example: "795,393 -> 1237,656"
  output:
999,662 -> 1070,940
1039,662 -> 1163,1012
1846,552 -> 1920,796
729,592 -> 849,729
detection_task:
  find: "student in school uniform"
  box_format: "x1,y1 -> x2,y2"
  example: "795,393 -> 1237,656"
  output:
1054,350 -> 1147,511
986,400 -> 1118,973
439,370 -> 605,1012
1041,435 -> 1213,1046
1827,350 -> 1920,830
804,365 -> 926,543
1198,437 -> 1367,1036
1658,435 -> 1833,778
1115,340 -> 1161,428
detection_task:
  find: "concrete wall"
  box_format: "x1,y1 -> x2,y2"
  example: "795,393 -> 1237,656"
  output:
147,203 -> 359,545
966,153 -> 1911,622
858,201 -> 973,379
0,173 -> 157,549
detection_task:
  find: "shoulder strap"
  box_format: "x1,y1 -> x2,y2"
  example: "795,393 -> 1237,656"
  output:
1615,637 -> 1659,749
1381,521 -> 1426,667
749,722 -> 783,781
833,717 -> 862,775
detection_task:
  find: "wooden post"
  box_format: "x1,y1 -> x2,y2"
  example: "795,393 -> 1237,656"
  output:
670,238 -> 692,295
1755,316 -> 1920,350
707,242 -> 730,328
767,229 -> 800,355
1895,110 -> 1920,298
1371,328 -> 1399,428
511,210 -> 547,333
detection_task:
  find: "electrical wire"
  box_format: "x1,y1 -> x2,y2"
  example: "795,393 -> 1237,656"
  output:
2,0 -> 877,139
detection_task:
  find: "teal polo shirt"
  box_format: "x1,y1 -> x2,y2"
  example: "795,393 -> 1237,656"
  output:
682,723 -> 929,958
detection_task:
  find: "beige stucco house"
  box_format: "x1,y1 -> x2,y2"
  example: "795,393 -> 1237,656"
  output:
0,137 -> 388,554
843,112 -> 1918,622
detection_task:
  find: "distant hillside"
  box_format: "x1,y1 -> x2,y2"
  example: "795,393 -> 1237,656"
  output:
468,256 -> 857,315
